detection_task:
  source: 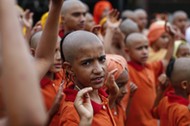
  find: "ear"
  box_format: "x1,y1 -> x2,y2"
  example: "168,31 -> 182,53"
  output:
30,48 -> 35,56
181,80 -> 188,89
63,62 -> 74,75
124,47 -> 129,54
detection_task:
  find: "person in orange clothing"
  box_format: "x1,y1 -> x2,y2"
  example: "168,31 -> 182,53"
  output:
152,58 -> 190,126
30,31 -> 64,126
147,20 -> 171,63
124,31 -> 175,125
106,54 -> 129,126
93,0 -> 112,24
106,54 -> 138,126
59,30 -> 116,126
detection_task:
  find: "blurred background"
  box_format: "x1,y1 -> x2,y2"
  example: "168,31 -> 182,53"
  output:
17,0 -> 190,25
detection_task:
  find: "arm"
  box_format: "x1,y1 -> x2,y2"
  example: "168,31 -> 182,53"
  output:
105,69 -> 119,108
104,9 -> 122,54
46,82 -> 64,126
162,23 -> 176,70
0,0 -> 46,125
126,82 -> 137,116
35,0 -> 64,80
74,87 -> 93,126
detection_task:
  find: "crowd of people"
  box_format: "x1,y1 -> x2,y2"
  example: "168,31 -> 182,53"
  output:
0,0 -> 190,125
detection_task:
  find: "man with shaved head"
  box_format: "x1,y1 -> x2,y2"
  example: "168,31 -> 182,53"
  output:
60,0 -> 86,35
134,9 -> 148,35
59,30 -> 117,126
172,10 -> 188,35
152,58 -> 190,126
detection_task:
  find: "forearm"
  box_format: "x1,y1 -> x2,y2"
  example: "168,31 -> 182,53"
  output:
104,27 -> 115,54
0,0 -> 47,125
153,87 -> 164,108
35,2 -> 63,79
162,38 -> 174,70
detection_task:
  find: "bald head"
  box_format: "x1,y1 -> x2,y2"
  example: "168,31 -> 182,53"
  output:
173,10 -> 188,23
171,58 -> 190,84
61,0 -> 85,15
30,31 -> 61,50
120,19 -> 139,37
62,30 -> 103,63
121,10 -> 137,22
134,9 -> 148,30
30,31 -> 43,49
125,33 -> 147,47
134,9 -> 147,16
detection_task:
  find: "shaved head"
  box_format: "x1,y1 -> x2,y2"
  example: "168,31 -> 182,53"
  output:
30,31 -> 61,50
120,19 -> 139,37
171,58 -> 190,84
134,9 -> 147,16
61,0 -> 85,15
121,10 -> 137,22
125,33 -> 147,47
30,31 -> 43,49
62,30 -> 103,63
172,10 -> 188,23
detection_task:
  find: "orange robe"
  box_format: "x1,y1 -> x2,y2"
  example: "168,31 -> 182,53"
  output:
59,84 -> 116,126
152,91 -> 190,126
41,70 -> 64,126
111,104 -> 126,126
126,61 -> 163,126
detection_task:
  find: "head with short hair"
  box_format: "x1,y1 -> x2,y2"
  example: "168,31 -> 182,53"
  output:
125,33 -> 149,64
134,9 -> 148,31
172,10 -> 188,34
121,10 -> 137,22
84,12 -> 95,31
62,30 -> 107,89
120,19 -> 139,37
61,0 -> 86,33
30,31 -> 62,73
169,58 -> 190,96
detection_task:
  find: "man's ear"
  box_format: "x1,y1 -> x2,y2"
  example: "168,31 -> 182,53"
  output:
181,80 -> 188,89
63,62 -> 74,75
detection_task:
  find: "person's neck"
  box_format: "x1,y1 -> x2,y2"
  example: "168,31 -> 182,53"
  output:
74,83 -> 102,104
89,89 -> 102,104
46,71 -> 55,80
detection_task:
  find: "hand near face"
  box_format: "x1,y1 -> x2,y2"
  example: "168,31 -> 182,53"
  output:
74,87 -> 93,123
105,69 -> 119,95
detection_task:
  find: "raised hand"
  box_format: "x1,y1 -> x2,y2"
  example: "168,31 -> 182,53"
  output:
105,69 -> 119,95
107,9 -> 121,29
23,9 -> 33,29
